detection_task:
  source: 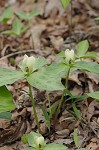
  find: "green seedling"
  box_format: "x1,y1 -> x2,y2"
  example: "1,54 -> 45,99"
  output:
0,7 -> 13,24
0,55 -> 64,132
15,10 -> 41,47
2,17 -> 28,36
61,0 -> 71,9
16,10 -> 41,21
73,129 -> 87,150
22,132 -> 68,150
51,40 -> 99,123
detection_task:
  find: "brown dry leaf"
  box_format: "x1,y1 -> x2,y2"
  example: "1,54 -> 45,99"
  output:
44,0 -> 64,17
87,138 -> 99,150
0,119 -> 10,129
0,146 -> 14,150
30,24 -> 46,49
54,138 -> 73,145
86,72 -> 99,84
49,36 -> 63,51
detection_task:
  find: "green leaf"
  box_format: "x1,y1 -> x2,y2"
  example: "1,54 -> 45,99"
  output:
16,10 -> 41,21
33,57 -> 47,71
72,103 -> 81,119
87,91 -> 99,101
76,40 -> 89,57
57,51 -> 65,58
44,143 -> 68,150
61,0 -> 70,9
16,11 -> 28,20
73,129 -> 79,147
27,68 -> 65,91
49,104 -> 58,119
0,111 -> 12,119
46,62 -> 69,78
28,132 -> 44,148
95,17 -> 99,20
80,52 -> 99,59
79,148 -> 87,150
0,7 -> 13,23
0,86 -> 15,113
21,134 -> 28,144
28,10 -> 41,20
74,61 -> 99,74
41,106 -> 50,131
2,30 -> 15,35
0,67 -> 24,86
12,18 -> 23,35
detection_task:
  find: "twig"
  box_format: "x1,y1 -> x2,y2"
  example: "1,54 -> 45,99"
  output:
0,49 -> 38,60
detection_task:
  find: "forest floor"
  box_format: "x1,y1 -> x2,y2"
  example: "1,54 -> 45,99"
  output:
0,0 -> 99,150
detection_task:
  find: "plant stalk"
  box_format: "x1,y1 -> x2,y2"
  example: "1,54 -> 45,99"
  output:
28,84 -> 41,133
54,67 -> 71,125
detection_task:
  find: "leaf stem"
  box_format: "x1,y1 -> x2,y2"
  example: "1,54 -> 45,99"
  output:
28,83 -> 41,133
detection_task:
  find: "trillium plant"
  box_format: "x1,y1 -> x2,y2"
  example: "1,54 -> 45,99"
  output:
22,132 -> 68,150
0,40 -> 99,149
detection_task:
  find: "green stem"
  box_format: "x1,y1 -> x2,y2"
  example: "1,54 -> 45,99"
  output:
28,84 -> 41,133
54,67 -> 71,124
58,67 -> 71,113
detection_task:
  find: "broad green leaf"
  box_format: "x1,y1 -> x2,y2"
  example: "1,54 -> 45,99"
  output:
2,30 -> 15,35
61,0 -> 70,9
87,91 -> 99,101
57,51 -> 65,57
0,7 -> 13,23
74,61 -> 99,74
12,18 -> 23,35
16,11 -> 28,20
44,143 -> 68,150
41,106 -> 50,130
76,40 -> 89,57
72,103 -> 81,119
33,57 -> 47,71
28,10 -> 41,20
73,129 -> 79,147
28,132 -> 44,147
27,68 -> 65,91
16,10 -> 41,21
81,52 -> 99,59
0,67 -> 24,86
46,62 -> 69,78
0,111 -> 12,119
0,86 -> 15,113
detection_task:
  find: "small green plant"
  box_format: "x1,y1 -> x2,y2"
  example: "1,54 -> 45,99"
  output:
15,10 -> 41,47
73,129 -> 87,150
0,7 -> 13,24
61,0 -> 71,9
22,132 -> 68,150
0,40 -> 99,133
16,10 -> 41,21
2,17 -> 28,36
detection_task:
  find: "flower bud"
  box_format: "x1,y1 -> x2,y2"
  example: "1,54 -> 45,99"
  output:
22,54 -> 36,73
27,56 -> 36,73
65,49 -> 75,64
35,136 -> 45,147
